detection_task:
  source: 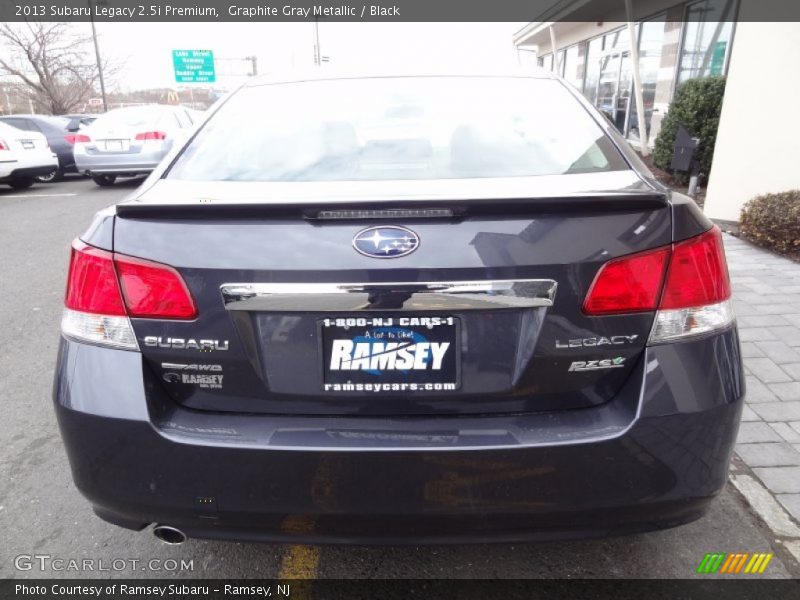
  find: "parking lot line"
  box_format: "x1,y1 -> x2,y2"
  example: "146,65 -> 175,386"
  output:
279,541 -> 321,580
277,515 -> 321,582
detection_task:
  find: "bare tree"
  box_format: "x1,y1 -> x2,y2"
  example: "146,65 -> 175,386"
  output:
0,22 -> 115,114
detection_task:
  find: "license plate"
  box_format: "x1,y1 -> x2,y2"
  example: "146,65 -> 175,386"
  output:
21,140 -> 34,149
321,316 -> 460,393
103,140 -> 125,151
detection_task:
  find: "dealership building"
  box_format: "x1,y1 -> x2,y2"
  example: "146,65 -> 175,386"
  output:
514,0 -> 800,223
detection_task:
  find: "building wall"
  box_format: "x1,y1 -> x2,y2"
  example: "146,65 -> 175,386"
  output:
703,21 -> 800,222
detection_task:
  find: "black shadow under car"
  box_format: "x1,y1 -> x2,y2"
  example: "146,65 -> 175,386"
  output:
53,72 -> 743,544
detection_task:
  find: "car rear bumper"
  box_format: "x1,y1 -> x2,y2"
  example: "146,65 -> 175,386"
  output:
74,150 -> 163,175
0,164 -> 59,182
53,328 -> 744,544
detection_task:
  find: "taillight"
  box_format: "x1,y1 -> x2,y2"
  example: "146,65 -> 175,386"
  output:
65,242 -> 126,315
0,139 -> 8,151
115,255 -> 197,319
650,227 -> 733,343
61,240 -> 197,350
659,227 -> 731,309
63,241 -> 134,349
66,134 -> 90,144
135,131 -> 166,141
583,227 -> 734,343
583,247 -> 669,315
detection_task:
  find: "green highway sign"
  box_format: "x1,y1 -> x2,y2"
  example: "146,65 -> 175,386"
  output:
172,49 -> 215,84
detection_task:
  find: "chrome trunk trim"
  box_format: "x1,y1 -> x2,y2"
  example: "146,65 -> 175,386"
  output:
221,280 -> 557,312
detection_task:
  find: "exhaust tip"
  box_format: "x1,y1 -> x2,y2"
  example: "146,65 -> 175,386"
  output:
152,524 -> 187,545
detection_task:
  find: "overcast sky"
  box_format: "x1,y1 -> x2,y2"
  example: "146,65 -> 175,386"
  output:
94,22 -> 526,91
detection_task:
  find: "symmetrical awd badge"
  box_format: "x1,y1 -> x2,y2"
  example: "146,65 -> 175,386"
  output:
353,226 -> 419,258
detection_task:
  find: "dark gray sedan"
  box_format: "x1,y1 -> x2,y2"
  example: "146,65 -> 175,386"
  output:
53,71 -> 743,545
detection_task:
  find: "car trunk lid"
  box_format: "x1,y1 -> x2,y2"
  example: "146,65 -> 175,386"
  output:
113,174 -> 669,416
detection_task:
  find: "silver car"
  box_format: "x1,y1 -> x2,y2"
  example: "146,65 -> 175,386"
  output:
73,105 -> 199,186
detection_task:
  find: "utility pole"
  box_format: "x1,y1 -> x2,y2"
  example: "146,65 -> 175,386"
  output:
88,0 -> 108,112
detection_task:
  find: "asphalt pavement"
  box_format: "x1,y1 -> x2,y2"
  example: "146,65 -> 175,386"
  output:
0,177 -> 798,580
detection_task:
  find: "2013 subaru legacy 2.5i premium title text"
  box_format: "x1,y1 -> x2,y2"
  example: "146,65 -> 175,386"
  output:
53,71 -> 743,545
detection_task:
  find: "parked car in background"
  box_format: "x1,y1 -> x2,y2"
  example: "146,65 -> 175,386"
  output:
0,121 -> 58,189
73,105 -> 199,186
54,71 -> 743,545
64,114 -> 98,132
0,115 -> 77,182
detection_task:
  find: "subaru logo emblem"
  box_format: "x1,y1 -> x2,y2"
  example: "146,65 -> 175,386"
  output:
352,226 -> 419,259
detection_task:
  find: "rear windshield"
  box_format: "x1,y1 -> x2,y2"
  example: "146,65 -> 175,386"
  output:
169,77 -> 628,182
40,116 -> 71,129
91,106 -> 166,129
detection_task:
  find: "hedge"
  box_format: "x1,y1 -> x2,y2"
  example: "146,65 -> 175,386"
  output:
653,76 -> 726,178
740,191 -> 800,256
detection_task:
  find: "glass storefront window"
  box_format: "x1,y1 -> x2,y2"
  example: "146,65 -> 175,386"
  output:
632,16 -> 668,141
596,52 -> 623,125
593,27 -> 632,131
583,36 -> 603,105
562,45 -> 582,90
524,3 -> 734,143
678,0 -> 736,84
603,27 -> 630,53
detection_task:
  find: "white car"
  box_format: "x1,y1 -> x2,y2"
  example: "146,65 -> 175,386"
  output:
0,121 -> 59,189
73,105 -> 199,186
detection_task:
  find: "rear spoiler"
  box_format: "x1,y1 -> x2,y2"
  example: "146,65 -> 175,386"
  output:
115,192 -> 669,220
